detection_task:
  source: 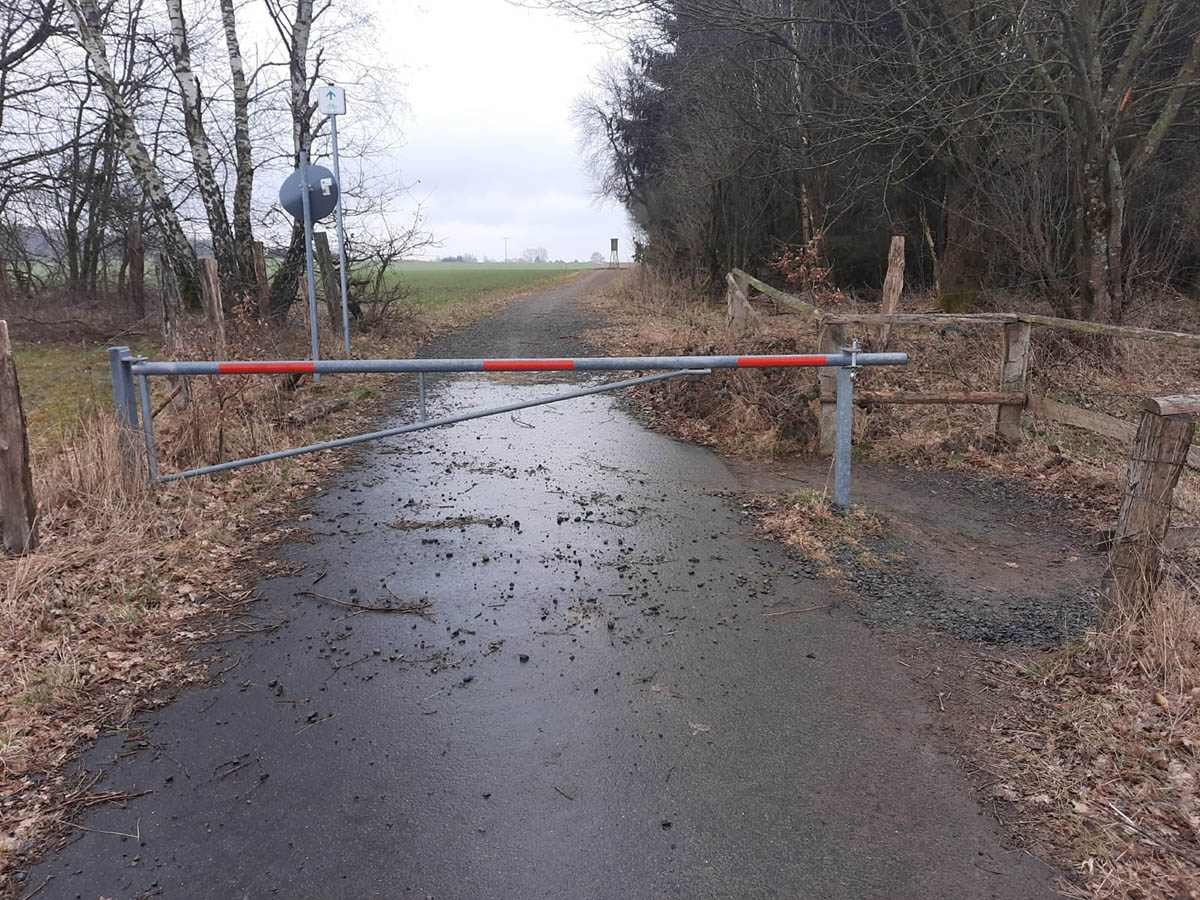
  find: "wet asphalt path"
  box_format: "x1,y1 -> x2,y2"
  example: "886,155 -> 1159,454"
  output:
28,271 -> 1056,898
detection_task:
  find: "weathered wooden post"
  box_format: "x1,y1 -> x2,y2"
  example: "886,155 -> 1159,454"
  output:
198,258 -> 226,349
0,320 -> 37,554
1100,395 -> 1197,612
725,272 -> 759,336
817,321 -> 845,455
252,241 -> 270,319
995,321 -> 1032,442
0,259 -> 14,309
877,236 -> 905,349
313,231 -> 343,337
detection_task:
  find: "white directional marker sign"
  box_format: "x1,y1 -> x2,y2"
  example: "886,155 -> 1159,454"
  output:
317,85 -> 346,116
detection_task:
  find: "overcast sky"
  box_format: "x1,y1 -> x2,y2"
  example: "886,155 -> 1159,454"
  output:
376,2 -> 632,262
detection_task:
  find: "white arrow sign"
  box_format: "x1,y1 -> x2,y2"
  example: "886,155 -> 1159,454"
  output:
317,85 -> 346,116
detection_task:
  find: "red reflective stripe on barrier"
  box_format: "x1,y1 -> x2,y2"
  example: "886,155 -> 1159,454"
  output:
217,361 -> 316,374
736,355 -> 829,367
482,359 -> 576,371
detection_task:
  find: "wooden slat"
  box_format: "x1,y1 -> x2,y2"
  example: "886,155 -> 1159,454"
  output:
1026,394 -> 1200,469
823,312 -> 1016,326
1026,394 -> 1137,443
1144,395 -> 1200,417
731,268 -> 824,320
857,390 -> 1026,406
1017,313 -> 1200,350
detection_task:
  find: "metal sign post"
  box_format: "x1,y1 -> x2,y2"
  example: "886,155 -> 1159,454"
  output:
280,155 -> 339,385
298,151 -> 322,384
324,86 -> 352,357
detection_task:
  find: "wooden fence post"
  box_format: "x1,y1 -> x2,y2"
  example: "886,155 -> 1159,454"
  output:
1100,395 -> 1197,612
313,231 -> 342,336
0,259 -> 14,309
725,272 -> 759,335
995,321 -> 1032,442
878,236 -> 905,349
0,320 -> 37,555
198,258 -> 226,349
252,241 -> 270,319
817,322 -> 844,455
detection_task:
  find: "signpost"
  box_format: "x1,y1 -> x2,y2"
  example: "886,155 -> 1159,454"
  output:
318,85 -> 351,356
279,157 -> 339,384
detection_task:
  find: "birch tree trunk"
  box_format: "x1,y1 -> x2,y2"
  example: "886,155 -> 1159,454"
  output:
66,0 -> 198,301
267,0 -> 315,321
165,0 -> 242,309
219,0 -> 254,279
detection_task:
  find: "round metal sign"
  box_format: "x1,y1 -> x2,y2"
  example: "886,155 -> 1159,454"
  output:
279,165 -> 339,221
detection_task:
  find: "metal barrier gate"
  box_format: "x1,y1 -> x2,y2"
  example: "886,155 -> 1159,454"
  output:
109,344 -> 907,507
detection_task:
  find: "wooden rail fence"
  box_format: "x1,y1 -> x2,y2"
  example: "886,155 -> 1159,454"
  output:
726,266 -> 1200,467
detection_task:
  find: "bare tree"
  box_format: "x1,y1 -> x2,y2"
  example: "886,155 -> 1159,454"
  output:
218,0 -> 253,278
165,0 -> 243,304
65,0 -> 197,294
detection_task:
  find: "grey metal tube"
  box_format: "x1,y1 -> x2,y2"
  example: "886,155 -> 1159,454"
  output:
833,365 -> 854,508
132,352 -> 908,377
157,368 -> 710,483
136,373 -> 159,482
299,150 -> 322,385
418,372 -> 427,421
330,114 -> 351,357
108,346 -> 139,472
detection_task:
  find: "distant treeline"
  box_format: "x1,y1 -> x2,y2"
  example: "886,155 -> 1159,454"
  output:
564,0 -> 1200,321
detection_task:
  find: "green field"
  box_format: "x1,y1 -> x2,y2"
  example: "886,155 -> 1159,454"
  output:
9,262 -> 599,449
389,261 -> 597,308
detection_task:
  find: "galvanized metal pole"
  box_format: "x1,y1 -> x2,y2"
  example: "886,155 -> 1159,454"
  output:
136,373 -> 159,482
107,346 -> 140,475
299,151 -> 322,385
833,364 -> 854,508
330,114 -> 351,357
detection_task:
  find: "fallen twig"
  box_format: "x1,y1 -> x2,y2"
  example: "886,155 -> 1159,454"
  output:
295,713 -> 337,735
56,817 -> 140,841
297,589 -> 431,615
763,603 -> 834,617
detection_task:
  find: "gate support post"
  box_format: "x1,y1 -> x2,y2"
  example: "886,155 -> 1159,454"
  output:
108,346 -> 140,475
833,362 -> 855,508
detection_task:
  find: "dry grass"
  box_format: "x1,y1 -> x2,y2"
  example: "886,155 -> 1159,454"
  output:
0,278 -> 567,882
588,268 -> 1200,532
980,573 -> 1200,899
752,489 -> 885,572
585,269 -> 822,458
